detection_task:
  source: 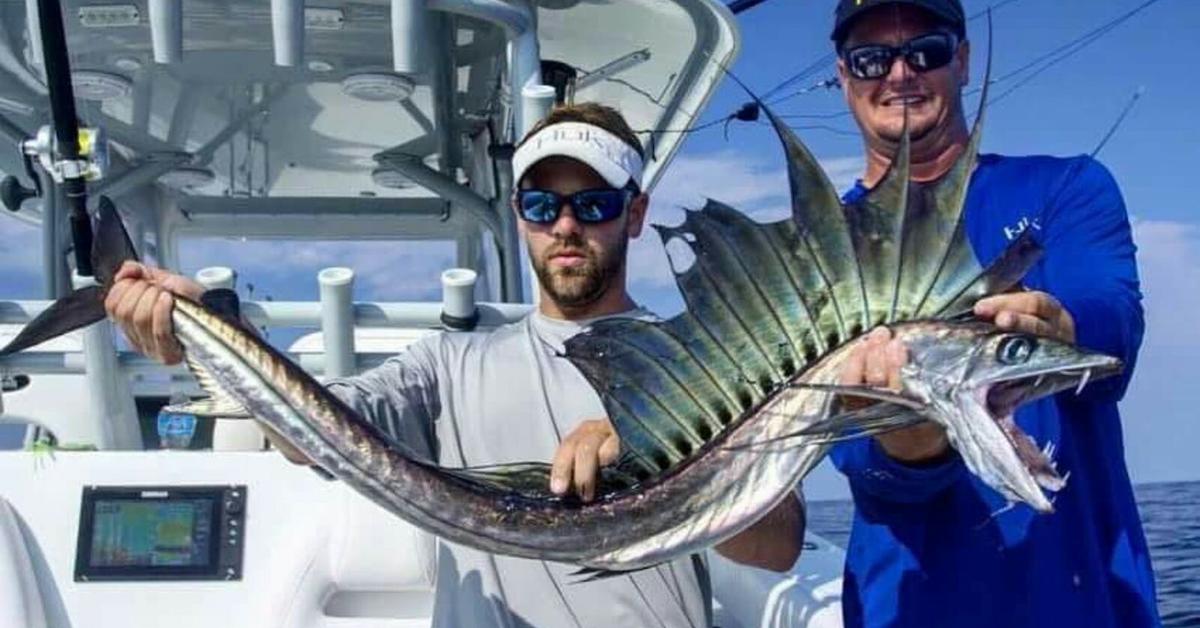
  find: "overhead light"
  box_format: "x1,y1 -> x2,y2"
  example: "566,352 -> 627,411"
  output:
371,155 -> 438,189
371,167 -> 415,189
78,4 -> 141,28
159,166 -> 216,189
113,56 -> 143,72
72,71 -> 133,100
304,7 -> 345,30
341,72 -> 415,102
307,59 -> 334,73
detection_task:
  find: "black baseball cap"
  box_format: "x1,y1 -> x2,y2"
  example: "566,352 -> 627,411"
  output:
831,0 -> 966,47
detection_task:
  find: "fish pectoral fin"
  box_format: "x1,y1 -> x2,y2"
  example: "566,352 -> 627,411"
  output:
727,403 -> 926,452
163,396 -> 253,419
788,382 -> 925,409
795,403 -> 927,442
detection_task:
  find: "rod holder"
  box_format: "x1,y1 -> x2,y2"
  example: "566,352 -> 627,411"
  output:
194,266 -> 236,290
148,0 -> 183,64
318,267 -> 355,378
440,268 -> 478,331
271,0 -> 304,67
521,84 -> 557,138
391,0 -> 430,75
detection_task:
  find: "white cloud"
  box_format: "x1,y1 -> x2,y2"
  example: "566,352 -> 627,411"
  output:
1120,218 -> 1200,484
1130,218 -> 1200,348
178,238 -> 455,302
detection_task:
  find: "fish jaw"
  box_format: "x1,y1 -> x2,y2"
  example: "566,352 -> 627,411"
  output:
933,387 -> 1057,513
936,353 -> 1123,513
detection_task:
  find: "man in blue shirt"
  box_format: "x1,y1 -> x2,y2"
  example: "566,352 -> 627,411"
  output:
826,0 -> 1161,625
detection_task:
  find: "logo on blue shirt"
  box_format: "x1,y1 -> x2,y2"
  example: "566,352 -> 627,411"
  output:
1003,216 -> 1042,241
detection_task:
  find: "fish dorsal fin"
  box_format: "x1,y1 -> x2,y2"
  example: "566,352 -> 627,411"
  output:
565,37 -> 1042,484
845,114 -> 912,327
764,106 -> 865,342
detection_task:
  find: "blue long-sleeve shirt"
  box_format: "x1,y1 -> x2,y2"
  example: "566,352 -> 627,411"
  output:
831,154 -> 1160,627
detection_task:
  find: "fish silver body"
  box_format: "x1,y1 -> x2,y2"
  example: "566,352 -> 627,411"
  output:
167,296 -> 821,570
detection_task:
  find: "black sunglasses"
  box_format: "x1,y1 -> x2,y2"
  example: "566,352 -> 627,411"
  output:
513,186 -> 636,225
842,32 -> 959,80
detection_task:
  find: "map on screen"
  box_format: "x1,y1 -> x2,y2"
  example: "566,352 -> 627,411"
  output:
89,499 -> 213,567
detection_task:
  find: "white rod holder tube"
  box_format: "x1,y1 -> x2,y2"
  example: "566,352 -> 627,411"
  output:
23,0 -> 43,70
318,267 -> 355,377
149,0 -> 183,64
271,0 -> 304,67
440,268 -> 478,330
521,84 -> 556,138
194,266 -> 236,290
391,0 -> 429,75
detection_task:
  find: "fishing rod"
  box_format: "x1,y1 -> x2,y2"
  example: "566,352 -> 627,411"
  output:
20,0 -> 109,278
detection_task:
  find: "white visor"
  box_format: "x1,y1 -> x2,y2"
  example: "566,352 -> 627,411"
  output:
511,121 -> 644,190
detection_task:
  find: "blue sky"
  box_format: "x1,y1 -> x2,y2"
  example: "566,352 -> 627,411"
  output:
1,0 -> 1196,500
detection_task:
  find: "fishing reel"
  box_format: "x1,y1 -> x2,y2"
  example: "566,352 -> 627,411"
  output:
21,124 -> 109,184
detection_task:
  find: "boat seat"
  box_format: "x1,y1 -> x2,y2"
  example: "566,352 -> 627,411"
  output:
327,486 -> 437,591
0,497 -> 49,628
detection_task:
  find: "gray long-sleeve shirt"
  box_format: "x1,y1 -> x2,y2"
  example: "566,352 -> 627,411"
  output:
327,309 -> 711,628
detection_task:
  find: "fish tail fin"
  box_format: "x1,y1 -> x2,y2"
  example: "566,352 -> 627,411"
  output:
0,285 -> 106,356
92,196 -> 141,286
0,197 -> 137,356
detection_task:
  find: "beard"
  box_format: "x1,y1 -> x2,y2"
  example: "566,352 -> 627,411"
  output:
531,232 -> 627,309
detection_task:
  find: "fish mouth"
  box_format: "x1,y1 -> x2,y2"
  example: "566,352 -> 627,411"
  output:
965,354 -> 1122,511
983,355 -> 1123,418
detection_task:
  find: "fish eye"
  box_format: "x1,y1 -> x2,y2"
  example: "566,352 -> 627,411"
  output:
997,335 -> 1037,365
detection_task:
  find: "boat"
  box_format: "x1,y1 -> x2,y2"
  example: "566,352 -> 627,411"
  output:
0,1 -> 844,625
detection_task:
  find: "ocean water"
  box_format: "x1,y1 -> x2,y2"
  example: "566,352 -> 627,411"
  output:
807,481 -> 1199,626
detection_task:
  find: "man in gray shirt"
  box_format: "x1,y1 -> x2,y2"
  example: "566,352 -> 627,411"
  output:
105,102 -> 805,627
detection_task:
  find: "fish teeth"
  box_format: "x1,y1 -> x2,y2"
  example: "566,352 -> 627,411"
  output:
1075,368 -> 1092,395
1034,374 -> 1046,388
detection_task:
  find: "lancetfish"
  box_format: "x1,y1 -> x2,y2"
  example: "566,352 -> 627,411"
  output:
0,57 -> 1119,571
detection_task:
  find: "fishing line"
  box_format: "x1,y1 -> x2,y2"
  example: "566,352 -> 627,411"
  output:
1089,87 -> 1144,158
1028,85 -> 1146,252
781,122 -> 859,137
970,0 -> 1164,107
